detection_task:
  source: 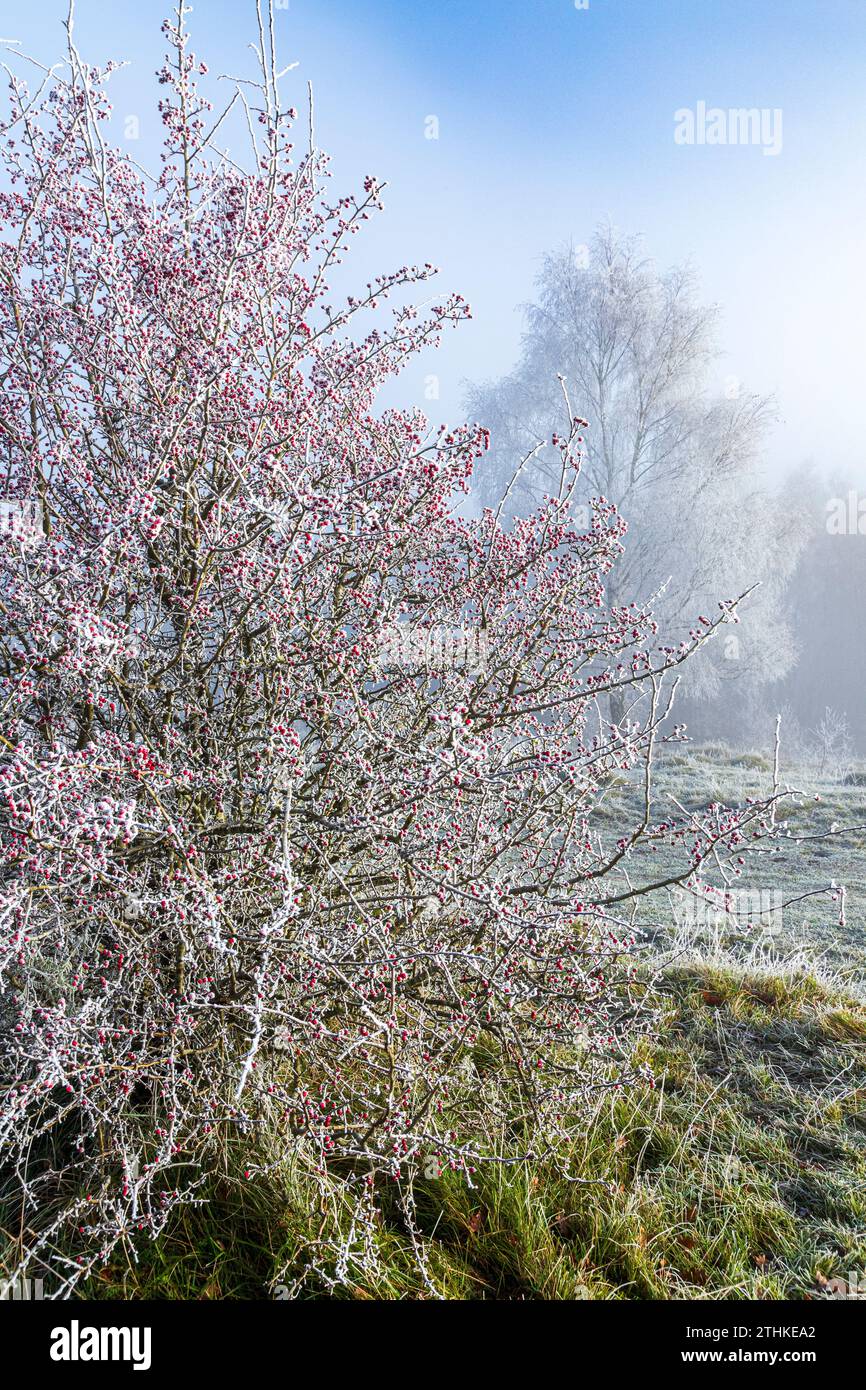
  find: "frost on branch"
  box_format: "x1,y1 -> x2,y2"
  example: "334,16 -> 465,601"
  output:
0,6 -> 833,1296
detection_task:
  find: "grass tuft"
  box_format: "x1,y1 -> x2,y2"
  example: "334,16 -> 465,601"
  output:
74,961 -> 866,1300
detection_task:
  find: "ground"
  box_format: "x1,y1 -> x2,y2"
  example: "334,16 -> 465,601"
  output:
82,745 -> 866,1300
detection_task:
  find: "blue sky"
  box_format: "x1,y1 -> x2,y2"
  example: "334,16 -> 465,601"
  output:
3,0 -> 864,481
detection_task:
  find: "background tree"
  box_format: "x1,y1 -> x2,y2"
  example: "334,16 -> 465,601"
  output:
770,465 -> 866,757
467,228 -> 808,726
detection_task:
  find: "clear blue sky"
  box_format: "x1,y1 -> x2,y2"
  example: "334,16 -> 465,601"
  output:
2,0 -> 864,481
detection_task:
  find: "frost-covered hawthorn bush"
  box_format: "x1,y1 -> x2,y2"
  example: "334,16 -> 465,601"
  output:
0,5 -> 824,1296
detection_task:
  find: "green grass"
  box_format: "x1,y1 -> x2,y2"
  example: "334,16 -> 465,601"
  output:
81,960 -> 866,1300
609,743 -> 866,986
11,744 -> 864,1301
